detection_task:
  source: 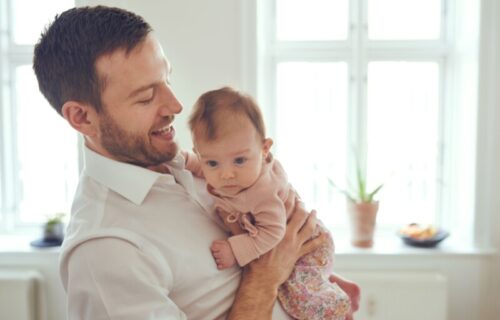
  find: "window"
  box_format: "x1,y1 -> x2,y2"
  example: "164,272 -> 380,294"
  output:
0,0 -> 77,233
257,0 -> 479,237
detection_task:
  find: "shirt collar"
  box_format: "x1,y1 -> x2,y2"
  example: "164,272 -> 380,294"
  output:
83,146 -> 176,205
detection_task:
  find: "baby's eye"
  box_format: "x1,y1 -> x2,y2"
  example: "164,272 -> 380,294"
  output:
206,160 -> 218,168
234,157 -> 247,165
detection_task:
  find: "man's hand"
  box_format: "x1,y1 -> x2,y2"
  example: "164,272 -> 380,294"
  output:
227,200 -> 328,320
246,204 -> 328,289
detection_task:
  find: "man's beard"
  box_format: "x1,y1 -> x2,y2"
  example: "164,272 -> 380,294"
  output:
98,110 -> 178,167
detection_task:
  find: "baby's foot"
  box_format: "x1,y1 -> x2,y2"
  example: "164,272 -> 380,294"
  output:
211,240 -> 237,270
330,274 -> 361,313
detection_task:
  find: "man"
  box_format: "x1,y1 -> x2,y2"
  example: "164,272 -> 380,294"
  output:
34,6 -> 358,319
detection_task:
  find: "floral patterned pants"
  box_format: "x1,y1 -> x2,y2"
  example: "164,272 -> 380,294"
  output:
278,224 -> 351,320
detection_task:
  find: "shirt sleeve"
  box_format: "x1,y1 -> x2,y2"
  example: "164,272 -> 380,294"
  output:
65,237 -> 185,320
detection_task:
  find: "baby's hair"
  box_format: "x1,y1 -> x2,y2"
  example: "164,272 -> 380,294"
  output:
189,86 -> 266,141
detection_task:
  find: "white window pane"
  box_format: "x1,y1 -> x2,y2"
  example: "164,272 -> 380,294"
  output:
0,174 -> 3,223
368,0 -> 442,40
276,62 -> 348,227
276,0 -> 348,41
14,65 -> 79,223
12,0 -> 74,45
367,61 -> 440,227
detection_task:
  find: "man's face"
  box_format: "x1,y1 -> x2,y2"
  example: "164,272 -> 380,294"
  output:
93,34 -> 182,166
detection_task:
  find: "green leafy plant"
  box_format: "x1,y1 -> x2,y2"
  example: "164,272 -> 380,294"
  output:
328,158 -> 383,204
45,212 -> 65,232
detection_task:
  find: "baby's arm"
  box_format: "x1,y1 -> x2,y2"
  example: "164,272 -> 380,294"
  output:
228,198 -> 287,267
210,209 -> 246,269
210,208 -> 246,270
181,150 -> 204,178
216,208 -> 247,236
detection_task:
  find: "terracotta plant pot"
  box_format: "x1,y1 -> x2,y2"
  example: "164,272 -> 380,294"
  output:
347,200 -> 379,248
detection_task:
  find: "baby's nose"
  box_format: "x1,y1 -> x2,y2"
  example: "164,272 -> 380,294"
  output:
221,169 -> 235,179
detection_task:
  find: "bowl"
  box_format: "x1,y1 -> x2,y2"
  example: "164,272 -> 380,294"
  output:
398,224 -> 449,248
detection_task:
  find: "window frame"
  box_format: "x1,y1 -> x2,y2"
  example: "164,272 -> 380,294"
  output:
0,0 -> 39,232
253,0 -> 479,235
0,0 -> 79,234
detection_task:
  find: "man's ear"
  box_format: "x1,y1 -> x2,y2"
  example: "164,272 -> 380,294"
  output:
61,101 -> 98,137
262,138 -> 273,155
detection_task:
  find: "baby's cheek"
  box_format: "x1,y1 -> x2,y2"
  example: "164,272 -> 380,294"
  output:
204,172 -> 219,187
247,168 -> 262,186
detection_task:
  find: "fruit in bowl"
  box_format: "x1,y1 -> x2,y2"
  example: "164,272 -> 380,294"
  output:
398,223 -> 449,248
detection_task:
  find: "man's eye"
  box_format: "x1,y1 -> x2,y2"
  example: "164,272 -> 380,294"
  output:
138,96 -> 154,105
234,157 -> 246,165
206,160 -> 218,168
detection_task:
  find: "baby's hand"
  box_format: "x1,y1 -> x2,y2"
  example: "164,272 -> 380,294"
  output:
211,240 -> 237,269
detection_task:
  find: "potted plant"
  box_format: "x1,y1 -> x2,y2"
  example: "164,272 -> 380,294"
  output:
31,212 -> 66,248
329,160 -> 383,248
43,212 -> 66,241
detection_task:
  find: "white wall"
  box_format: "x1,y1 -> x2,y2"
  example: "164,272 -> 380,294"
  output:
0,249 -> 64,320
2,1 -> 498,320
336,254 -> 490,320
477,0 -> 500,318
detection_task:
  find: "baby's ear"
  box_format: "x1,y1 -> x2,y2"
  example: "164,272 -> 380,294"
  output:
262,138 -> 273,154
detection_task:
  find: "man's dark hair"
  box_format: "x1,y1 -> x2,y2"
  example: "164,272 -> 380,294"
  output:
33,6 -> 152,115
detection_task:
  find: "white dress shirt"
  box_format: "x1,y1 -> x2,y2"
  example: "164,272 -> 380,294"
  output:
59,146 -> 290,320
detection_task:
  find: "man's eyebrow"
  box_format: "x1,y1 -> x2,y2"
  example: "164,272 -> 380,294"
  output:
127,84 -> 155,99
127,59 -> 171,99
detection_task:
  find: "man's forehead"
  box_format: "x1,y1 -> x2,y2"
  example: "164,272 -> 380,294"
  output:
95,37 -> 171,90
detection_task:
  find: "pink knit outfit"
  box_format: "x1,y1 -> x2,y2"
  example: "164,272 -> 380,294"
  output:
185,153 -> 351,320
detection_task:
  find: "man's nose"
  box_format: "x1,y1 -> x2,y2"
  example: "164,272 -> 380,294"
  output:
158,82 -> 183,115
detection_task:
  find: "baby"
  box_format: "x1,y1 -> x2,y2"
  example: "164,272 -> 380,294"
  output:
184,86 -> 354,319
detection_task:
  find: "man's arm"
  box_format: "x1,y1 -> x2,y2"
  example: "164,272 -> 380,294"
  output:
227,203 -> 327,320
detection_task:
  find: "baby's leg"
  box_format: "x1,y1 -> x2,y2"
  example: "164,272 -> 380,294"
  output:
329,274 -> 361,313
295,222 -> 335,268
210,240 -> 237,270
278,224 -> 352,320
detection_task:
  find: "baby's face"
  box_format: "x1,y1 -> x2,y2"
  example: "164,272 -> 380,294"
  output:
194,117 -> 271,196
